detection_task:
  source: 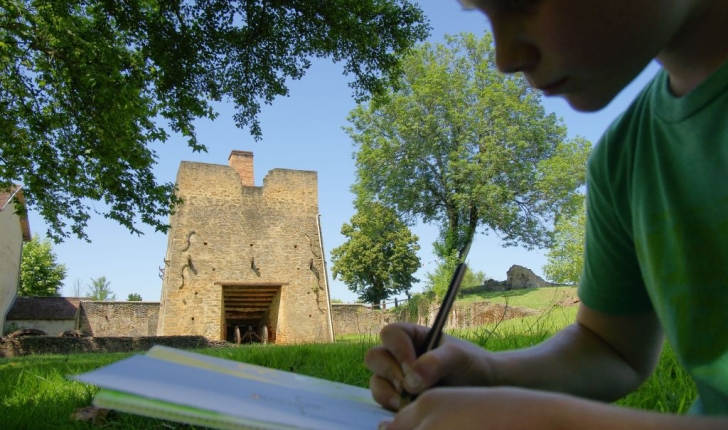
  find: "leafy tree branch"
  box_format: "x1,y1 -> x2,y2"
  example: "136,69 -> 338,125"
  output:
0,0 -> 429,241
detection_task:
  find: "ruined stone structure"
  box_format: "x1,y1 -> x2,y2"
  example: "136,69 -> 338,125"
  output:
506,265 -> 552,289
472,265 -> 554,292
157,151 -> 334,344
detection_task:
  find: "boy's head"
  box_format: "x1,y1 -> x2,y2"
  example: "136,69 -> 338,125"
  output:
458,0 -> 698,111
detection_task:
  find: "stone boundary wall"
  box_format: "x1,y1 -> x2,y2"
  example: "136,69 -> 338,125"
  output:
79,302 -> 160,337
0,335 -> 229,358
424,301 -> 538,328
331,304 -> 397,337
332,301 -> 538,336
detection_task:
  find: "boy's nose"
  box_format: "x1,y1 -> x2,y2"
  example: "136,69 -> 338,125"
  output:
492,23 -> 539,74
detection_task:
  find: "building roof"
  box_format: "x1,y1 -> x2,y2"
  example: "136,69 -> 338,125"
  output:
0,185 -> 31,241
6,297 -> 83,320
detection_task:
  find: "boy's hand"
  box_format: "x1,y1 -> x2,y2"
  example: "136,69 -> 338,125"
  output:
364,322 -> 493,411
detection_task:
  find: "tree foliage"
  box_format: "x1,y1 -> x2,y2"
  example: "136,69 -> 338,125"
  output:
543,195 -> 585,285
462,265 -> 488,289
86,276 -> 116,301
0,0 -> 429,241
127,293 -> 143,301
331,201 -> 421,304
423,251 -> 458,299
19,234 -> 66,296
346,33 -> 591,263
424,255 -> 487,299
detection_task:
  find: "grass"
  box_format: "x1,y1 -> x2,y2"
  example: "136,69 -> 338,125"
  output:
457,308 -> 696,414
1,342 -> 376,430
616,344 -> 696,414
458,285 -> 579,310
0,288 -> 697,428
457,295 -> 695,415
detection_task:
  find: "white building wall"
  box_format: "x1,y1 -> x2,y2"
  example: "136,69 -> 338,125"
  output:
0,208 -> 23,332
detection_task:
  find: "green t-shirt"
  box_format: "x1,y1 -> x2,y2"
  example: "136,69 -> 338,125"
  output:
579,59 -> 728,415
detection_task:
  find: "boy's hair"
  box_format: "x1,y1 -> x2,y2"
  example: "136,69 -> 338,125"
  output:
457,0 -> 478,10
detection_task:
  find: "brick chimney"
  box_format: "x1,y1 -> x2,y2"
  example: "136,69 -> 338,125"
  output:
228,150 -> 254,186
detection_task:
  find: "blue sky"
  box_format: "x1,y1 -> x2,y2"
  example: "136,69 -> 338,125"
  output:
27,1 -> 660,302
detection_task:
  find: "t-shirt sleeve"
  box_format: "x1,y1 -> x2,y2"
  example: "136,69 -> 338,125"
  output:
578,133 -> 653,314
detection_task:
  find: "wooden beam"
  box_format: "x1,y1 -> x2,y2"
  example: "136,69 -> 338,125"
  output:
226,314 -> 265,320
226,312 -> 266,317
224,292 -> 277,299
225,300 -> 271,309
223,288 -> 280,295
216,281 -> 287,287
226,306 -> 269,312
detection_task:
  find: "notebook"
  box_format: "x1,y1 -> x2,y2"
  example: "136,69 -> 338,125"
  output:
72,345 -> 393,430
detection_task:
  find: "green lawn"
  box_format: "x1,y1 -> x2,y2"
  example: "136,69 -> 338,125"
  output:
1,288 -> 697,429
458,285 -> 579,310
0,342 -> 375,430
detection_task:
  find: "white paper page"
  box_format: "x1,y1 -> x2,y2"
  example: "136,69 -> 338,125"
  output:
145,345 -> 378,405
74,354 -> 393,430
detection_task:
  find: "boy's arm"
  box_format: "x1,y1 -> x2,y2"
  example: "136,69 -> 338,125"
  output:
383,386 -> 728,430
366,303 -> 664,408
488,303 -> 665,401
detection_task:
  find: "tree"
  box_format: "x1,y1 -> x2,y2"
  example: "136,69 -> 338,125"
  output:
425,256 -> 488,299
18,234 -> 66,296
462,266 -> 488,290
70,277 -> 84,297
424,251 -> 459,299
331,201 -> 421,304
87,276 -> 116,301
0,1 -> 429,241
543,195 -> 586,285
127,293 -> 143,301
346,33 -> 591,265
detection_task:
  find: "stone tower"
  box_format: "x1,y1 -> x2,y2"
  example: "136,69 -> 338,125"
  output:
157,151 -> 335,344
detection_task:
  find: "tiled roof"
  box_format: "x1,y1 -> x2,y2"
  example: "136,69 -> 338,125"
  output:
0,186 -> 18,211
0,185 -> 31,241
6,297 -> 82,320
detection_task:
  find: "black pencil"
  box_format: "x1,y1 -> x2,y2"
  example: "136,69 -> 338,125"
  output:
399,262 -> 468,407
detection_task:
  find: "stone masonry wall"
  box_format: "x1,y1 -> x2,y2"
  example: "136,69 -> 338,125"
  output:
78,302 -> 159,337
331,304 -> 398,337
157,159 -> 333,344
0,335 -> 228,358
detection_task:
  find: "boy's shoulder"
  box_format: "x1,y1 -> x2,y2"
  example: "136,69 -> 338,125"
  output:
593,58 -> 728,166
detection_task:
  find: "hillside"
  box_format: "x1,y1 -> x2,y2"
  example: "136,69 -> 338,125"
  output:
457,285 -> 579,311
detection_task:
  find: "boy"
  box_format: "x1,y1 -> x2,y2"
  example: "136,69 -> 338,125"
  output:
365,0 -> 728,428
